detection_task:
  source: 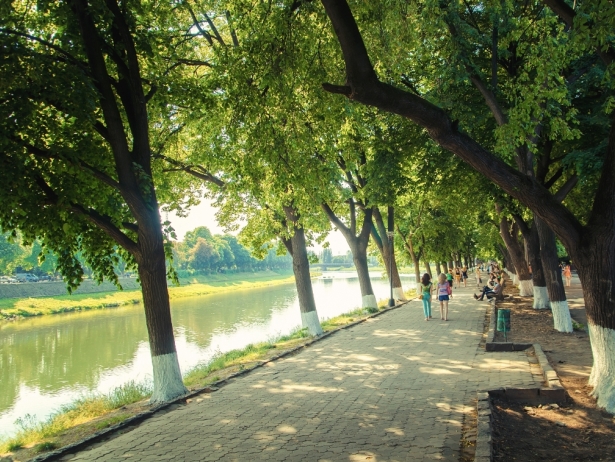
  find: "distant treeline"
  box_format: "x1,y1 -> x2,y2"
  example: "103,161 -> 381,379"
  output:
0,226 -> 303,277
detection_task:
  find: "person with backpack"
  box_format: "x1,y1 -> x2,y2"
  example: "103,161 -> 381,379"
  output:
437,273 -> 451,321
420,273 -> 434,321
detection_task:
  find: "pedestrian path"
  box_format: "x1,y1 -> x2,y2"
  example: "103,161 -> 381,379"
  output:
66,285 -> 541,461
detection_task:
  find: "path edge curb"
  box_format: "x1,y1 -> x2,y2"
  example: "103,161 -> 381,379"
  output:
474,391 -> 492,462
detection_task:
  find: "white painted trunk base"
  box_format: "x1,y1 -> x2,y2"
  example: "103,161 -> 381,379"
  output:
301,310 -> 323,336
393,286 -> 406,301
551,300 -> 573,333
588,324 -> 615,414
533,286 -> 549,309
512,274 -> 518,285
362,294 -> 377,309
518,279 -> 533,297
150,352 -> 188,404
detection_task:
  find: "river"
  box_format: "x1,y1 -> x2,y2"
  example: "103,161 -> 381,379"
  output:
0,271 -> 415,437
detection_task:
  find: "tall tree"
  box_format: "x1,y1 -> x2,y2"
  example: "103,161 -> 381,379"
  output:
0,1 -> 194,402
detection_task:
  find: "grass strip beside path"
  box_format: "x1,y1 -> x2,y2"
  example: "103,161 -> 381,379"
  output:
0,289 -> 416,460
0,271 -> 300,320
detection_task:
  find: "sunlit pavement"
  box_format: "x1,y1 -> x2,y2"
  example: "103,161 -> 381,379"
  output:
67,284 -> 540,461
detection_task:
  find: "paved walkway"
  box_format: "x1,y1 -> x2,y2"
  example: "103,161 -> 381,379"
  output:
66,285 -> 541,461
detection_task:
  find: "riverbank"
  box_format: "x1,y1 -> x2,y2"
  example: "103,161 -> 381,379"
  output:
0,290 -> 416,460
0,271 -> 302,320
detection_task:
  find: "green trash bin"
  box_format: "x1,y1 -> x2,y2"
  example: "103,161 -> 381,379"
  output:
497,309 -> 510,332
497,309 -> 511,341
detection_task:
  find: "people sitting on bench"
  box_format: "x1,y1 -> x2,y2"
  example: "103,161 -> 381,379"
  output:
474,279 -> 500,301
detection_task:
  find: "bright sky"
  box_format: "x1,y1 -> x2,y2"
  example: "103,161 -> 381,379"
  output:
165,199 -> 350,256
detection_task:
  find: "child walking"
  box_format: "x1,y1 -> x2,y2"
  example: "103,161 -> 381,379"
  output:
437,273 -> 451,321
420,273 -> 433,321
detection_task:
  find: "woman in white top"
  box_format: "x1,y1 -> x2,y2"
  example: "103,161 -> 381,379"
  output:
436,273 -> 451,321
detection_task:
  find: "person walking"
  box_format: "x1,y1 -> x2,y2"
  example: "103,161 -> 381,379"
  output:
437,273 -> 451,321
563,264 -> 572,287
462,266 -> 469,287
446,270 -> 454,292
454,267 -> 462,289
420,273 -> 434,321
475,267 -> 482,288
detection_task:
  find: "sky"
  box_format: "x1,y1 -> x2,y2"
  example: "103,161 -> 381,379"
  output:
165,199 -> 351,256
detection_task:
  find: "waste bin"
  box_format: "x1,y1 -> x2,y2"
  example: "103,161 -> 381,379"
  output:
497,308 -> 511,334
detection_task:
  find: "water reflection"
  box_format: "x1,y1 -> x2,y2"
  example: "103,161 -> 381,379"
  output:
0,272 -> 413,436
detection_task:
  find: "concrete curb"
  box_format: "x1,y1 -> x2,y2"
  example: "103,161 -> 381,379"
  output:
474,392 -> 492,462
533,343 -> 566,392
29,298 -> 413,461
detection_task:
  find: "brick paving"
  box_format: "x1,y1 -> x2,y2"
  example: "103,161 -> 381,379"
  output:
66,285 -> 541,461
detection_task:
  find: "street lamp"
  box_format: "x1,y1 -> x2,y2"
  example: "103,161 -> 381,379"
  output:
387,230 -> 395,307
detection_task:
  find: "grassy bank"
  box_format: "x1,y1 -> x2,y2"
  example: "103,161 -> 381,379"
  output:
0,289 -> 416,459
0,271 -> 300,320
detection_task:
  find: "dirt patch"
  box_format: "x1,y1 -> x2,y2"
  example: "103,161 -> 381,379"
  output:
489,275 -> 615,461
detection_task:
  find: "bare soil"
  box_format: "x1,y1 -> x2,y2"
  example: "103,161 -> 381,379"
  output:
489,275 -> 615,461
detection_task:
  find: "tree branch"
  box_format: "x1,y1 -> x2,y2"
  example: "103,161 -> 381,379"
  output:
554,174 -> 578,202
154,154 -> 225,188
185,3 -> 214,46
225,10 -> 240,47
319,0 -> 584,253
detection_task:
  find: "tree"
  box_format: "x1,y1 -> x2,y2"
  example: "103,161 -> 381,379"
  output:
0,232 -> 26,275
318,0 -> 615,411
0,1 -> 192,402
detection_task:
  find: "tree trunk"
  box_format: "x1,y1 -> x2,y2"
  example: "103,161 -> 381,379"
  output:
442,261 -> 448,273
352,243 -> 377,309
322,202 -> 376,308
571,227 -> 615,412
499,243 -> 515,275
448,260 -> 454,270
371,207 -> 405,300
500,217 -> 533,296
282,208 -> 323,336
424,259 -> 432,277
527,223 -> 549,309
136,223 -> 188,404
536,217 -> 573,333
435,261 -> 442,276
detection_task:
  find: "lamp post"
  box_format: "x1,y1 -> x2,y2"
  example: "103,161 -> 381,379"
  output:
387,230 -> 395,307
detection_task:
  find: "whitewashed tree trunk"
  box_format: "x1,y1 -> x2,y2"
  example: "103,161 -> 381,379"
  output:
533,286 -> 550,309
393,286 -> 406,300
588,324 -> 615,414
512,273 -> 519,285
518,279 -> 533,296
150,352 -> 188,403
362,294 -> 377,309
551,300 -> 573,333
301,311 -> 323,336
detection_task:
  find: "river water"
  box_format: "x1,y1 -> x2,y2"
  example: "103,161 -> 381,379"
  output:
0,271 -> 415,437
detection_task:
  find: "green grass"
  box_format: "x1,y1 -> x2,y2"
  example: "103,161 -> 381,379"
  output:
0,381 -> 151,454
572,321 -> 586,332
94,414 -> 130,430
33,442 -> 57,453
